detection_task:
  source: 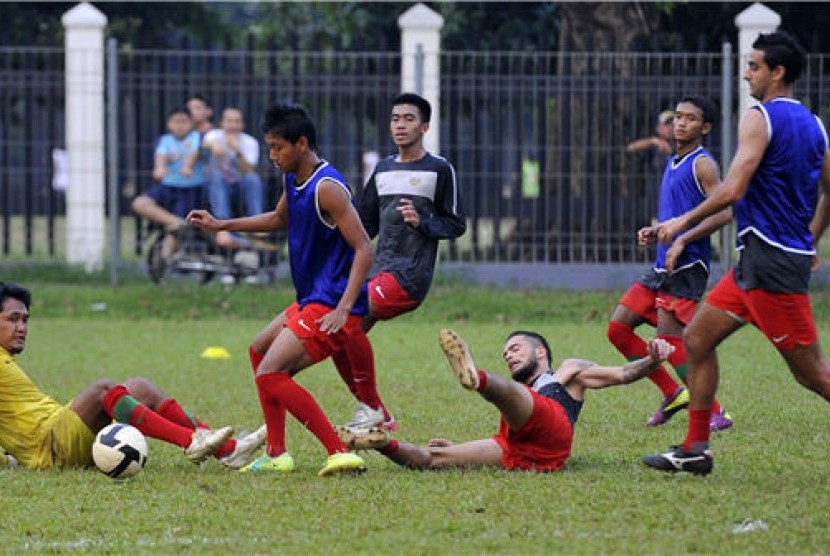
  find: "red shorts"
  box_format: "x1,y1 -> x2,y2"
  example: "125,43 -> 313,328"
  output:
620,282 -> 698,326
705,269 -> 817,351
368,272 -> 420,320
284,302 -> 366,363
492,389 -> 573,472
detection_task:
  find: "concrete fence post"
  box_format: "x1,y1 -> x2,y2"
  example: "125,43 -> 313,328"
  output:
62,2 -> 107,271
398,3 -> 444,154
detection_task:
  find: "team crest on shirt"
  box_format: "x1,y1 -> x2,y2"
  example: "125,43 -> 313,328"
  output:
410,177 -> 421,186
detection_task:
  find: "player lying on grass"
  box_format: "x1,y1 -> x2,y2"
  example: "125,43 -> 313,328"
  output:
0,282 -> 265,470
340,329 -> 673,471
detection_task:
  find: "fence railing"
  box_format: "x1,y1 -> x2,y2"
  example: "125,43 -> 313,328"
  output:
3,45 -> 830,282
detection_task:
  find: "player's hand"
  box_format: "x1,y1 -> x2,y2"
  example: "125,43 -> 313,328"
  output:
427,438 -> 454,448
664,236 -> 686,274
646,338 -> 675,363
637,226 -> 657,246
656,217 -> 684,245
811,254 -> 821,273
397,198 -> 420,228
317,306 -> 349,335
187,209 -> 220,232
180,165 -> 193,177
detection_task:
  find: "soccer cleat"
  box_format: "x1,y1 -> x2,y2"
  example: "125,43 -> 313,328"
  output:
184,426 -> 234,464
239,452 -> 295,473
219,425 -> 268,469
439,329 -> 479,390
710,409 -> 734,432
341,403 -> 385,433
646,386 -> 689,427
318,452 -> 367,477
642,445 -> 713,475
337,426 -> 392,451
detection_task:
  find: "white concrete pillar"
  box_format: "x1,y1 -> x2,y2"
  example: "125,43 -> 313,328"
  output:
62,2 -> 107,271
398,3 -> 443,154
734,3 -> 780,116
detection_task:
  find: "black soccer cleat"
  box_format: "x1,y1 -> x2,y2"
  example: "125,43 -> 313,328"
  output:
642,445 -> 713,475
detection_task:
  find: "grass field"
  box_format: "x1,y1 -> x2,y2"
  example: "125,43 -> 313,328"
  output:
3,279 -> 830,553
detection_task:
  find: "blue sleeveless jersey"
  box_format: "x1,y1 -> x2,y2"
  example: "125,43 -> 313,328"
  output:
285,161 -> 369,315
654,146 -> 712,273
735,99 -> 828,255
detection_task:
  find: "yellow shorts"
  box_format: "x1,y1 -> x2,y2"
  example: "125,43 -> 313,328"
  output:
42,401 -> 95,469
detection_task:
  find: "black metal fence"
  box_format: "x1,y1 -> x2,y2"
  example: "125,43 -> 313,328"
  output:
4,44 -> 830,273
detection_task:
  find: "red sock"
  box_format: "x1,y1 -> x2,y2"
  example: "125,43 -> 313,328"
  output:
343,329 -> 387,416
157,398 -> 209,430
331,347 -> 359,398
683,409 -> 711,450
249,345 -> 264,375
102,385 -> 193,448
379,439 -> 400,456
256,373 -> 346,455
156,398 -> 235,458
608,322 -> 678,396
476,370 -> 488,393
254,374 -> 287,456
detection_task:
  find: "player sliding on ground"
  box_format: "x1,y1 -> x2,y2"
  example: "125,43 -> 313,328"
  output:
340,329 -> 673,472
0,282 -> 265,470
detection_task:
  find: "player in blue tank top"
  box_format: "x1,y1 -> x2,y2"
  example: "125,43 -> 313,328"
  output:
608,96 -> 732,432
188,103 -> 373,476
645,32 -> 830,476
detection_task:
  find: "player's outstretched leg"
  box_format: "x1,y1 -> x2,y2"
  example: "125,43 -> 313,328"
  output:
439,329 -> 480,390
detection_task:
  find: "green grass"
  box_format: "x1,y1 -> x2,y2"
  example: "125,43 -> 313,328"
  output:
4,282 -> 830,553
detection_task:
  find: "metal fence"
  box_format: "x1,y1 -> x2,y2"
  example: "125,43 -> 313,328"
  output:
4,45 -> 830,277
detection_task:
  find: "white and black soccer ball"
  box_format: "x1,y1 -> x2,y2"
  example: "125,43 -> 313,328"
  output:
92,423 -> 148,479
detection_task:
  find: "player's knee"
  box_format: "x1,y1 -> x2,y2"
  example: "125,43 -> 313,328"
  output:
607,320 -> 630,348
121,377 -> 163,405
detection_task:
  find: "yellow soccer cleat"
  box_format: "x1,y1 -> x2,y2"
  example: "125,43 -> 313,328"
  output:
318,452 -> 367,477
239,451 -> 295,473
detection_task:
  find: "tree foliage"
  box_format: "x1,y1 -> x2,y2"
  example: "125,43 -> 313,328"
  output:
1,2 -> 829,54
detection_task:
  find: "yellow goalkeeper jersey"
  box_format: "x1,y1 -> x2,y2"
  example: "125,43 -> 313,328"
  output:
0,346 -> 62,468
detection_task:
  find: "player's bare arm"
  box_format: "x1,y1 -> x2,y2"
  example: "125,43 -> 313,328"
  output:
187,193 -> 286,235
558,339 -> 674,394
809,149 -> 830,264
658,110 -> 767,245
316,179 -> 374,334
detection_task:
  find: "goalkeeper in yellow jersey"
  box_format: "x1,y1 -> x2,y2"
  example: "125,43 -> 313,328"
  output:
0,282 -> 263,470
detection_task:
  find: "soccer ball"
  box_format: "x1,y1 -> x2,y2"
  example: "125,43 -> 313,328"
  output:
92,423 -> 148,479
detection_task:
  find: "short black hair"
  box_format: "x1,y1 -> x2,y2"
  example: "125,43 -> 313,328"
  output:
0,283 -> 31,311
167,106 -> 191,120
753,31 -> 807,84
187,94 -> 212,109
261,103 -> 318,151
392,92 -> 432,123
680,95 -> 719,127
506,330 -> 552,366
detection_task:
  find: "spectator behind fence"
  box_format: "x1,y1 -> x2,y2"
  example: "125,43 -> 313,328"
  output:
131,106 -> 206,263
186,94 -> 214,136
627,109 -> 675,159
203,107 -> 265,247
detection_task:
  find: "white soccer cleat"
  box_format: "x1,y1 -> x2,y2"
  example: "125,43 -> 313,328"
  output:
439,329 -> 480,390
219,425 -> 268,469
341,403 -> 385,434
184,426 -> 234,464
